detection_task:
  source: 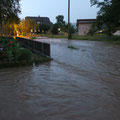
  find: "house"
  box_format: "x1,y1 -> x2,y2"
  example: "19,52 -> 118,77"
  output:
25,16 -> 52,26
77,19 -> 96,35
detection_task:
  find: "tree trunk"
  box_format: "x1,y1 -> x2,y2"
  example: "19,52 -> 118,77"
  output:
0,21 -> 3,37
68,0 -> 71,39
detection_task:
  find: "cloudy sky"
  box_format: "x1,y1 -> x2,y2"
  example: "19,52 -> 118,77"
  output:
19,0 -> 98,23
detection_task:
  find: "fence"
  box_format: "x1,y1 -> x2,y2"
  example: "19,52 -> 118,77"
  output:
16,37 -> 50,57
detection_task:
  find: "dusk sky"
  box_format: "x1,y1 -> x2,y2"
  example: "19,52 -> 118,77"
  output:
20,0 -> 98,23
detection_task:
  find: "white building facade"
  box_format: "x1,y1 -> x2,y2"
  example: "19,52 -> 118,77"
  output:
77,19 -> 96,35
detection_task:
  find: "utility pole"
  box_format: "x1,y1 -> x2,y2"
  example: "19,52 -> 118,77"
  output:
68,0 -> 70,39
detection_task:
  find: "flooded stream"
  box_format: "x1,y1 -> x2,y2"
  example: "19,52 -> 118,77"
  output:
0,38 -> 120,120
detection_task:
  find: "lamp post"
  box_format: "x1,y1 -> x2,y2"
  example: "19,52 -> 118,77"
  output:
68,0 -> 70,39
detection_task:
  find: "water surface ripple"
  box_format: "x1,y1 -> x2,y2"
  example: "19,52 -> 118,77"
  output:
0,38 -> 120,120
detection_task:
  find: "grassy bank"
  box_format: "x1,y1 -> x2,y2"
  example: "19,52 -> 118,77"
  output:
37,34 -> 120,45
72,35 -> 120,45
34,34 -> 68,39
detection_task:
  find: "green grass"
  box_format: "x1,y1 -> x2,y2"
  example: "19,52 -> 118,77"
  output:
72,34 -> 120,45
37,34 -> 120,45
37,34 -> 68,39
30,36 -> 36,40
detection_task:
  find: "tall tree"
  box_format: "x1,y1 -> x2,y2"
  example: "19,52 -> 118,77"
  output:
90,0 -> 120,36
0,0 -> 21,36
111,0 -> 120,29
56,15 -> 65,25
19,19 -> 37,34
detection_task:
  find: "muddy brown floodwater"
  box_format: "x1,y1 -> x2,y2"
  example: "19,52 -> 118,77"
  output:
0,38 -> 120,120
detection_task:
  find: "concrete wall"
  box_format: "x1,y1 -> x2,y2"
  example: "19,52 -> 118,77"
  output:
78,24 -> 92,35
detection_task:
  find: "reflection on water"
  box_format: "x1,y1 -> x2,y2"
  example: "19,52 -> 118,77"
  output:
0,38 -> 120,120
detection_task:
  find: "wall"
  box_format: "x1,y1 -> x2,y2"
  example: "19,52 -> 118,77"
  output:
78,24 -> 92,35
16,37 -> 50,57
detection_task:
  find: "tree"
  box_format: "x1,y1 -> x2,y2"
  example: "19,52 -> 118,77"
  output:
111,0 -> 120,29
37,24 -> 50,33
0,18 -> 20,37
63,24 -> 75,33
19,19 -> 37,35
0,0 -> 21,36
62,23 -> 75,38
88,23 -> 97,35
2,23 -> 13,36
90,0 -> 120,36
56,15 -> 65,25
51,23 -> 60,35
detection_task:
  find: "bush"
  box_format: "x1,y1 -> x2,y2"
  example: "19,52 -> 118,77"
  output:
0,37 -> 32,62
16,48 -> 32,61
52,23 -> 60,34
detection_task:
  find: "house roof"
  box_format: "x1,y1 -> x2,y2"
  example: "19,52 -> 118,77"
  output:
25,16 -> 52,26
77,19 -> 96,26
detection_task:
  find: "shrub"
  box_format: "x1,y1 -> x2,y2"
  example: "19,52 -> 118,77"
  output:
16,48 -> 32,61
0,37 -> 32,62
52,23 -> 60,34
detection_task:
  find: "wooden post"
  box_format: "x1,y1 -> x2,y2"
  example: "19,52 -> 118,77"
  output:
68,0 -> 70,39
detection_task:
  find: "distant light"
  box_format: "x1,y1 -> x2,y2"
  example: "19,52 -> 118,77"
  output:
17,31 -> 19,37
58,28 -> 61,32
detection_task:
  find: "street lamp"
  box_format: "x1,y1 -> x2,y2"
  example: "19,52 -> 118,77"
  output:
68,0 -> 70,39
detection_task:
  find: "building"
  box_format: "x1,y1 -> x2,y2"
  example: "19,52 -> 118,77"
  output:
25,16 -> 52,26
77,19 -> 96,35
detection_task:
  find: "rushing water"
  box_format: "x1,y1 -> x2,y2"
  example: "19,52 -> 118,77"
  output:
0,38 -> 120,120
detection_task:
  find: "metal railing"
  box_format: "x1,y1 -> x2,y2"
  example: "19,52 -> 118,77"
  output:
16,37 -> 50,57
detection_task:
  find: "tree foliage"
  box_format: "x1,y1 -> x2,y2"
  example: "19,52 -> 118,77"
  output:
52,15 -> 75,35
37,24 -> 50,33
88,23 -> 97,35
0,0 -> 21,36
19,19 -> 37,34
51,23 -> 60,35
91,0 -> 120,36
56,15 -> 65,25
63,24 -> 75,34
0,0 -> 21,24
